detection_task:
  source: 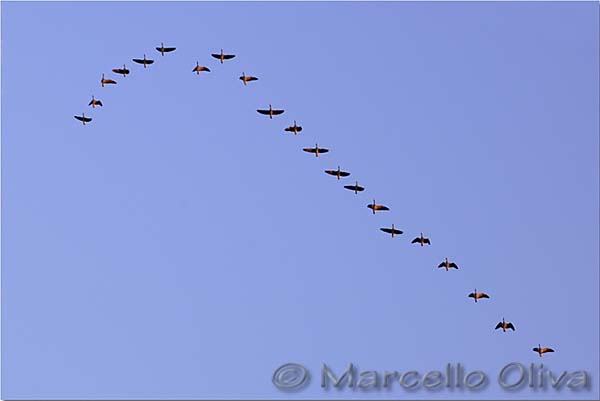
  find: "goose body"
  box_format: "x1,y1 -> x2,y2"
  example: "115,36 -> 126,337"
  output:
101,73 -> 117,87
324,166 -> 350,180
257,104 -> 284,119
380,224 -> 403,238
132,54 -> 154,68
495,318 -> 515,332
437,258 -> 458,271
367,199 -> 390,214
111,64 -> 130,77
156,42 -> 176,56
411,232 -> 431,246
344,181 -> 364,194
467,288 -> 490,303
211,49 -> 235,64
74,113 -> 92,125
192,62 -> 211,75
302,143 -> 329,158
239,72 -> 258,85
284,120 -> 302,135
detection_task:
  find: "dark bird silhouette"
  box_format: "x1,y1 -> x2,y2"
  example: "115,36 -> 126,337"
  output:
324,166 -> 350,180
74,113 -> 92,125
111,64 -> 130,77
88,96 -> 102,108
257,104 -> 284,119
468,288 -> 490,303
367,199 -> 390,215
156,42 -> 176,56
344,181 -> 365,194
380,224 -> 403,238
239,72 -> 258,85
495,318 -> 515,332
411,232 -> 431,246
192,62 -> 211,75
132,54 -> 154,68
302,143 -> 329,158
211,49 -> 235,64
284,120 -> 302,135
101,74 -> 117,87
533,344 -> 555,357
438,258 -> 458,271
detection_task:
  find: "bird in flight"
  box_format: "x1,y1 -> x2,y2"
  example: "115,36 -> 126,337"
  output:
324,166 -> 350,180
468,289 -> 490,303
344,181 -> 364,194
211,49 -> 235,64
411,232 -> 431,246
533,344 -> 555,357
380,224 -> 403,238
88,96 -> 102,108
495,318 -> 515,332
156,42 -> 176,56
438,258 -> 458,271
192,62 -> 211,75
284,121 -> 302,135
302,143 -> 329,158
257,104 -> 284,119
132,54 -> 154,68
367,199 -> 390,215
112,64 -> 130,77
101,73 -> 117,87
74,113 -> 92,125
239,72 -> 258,85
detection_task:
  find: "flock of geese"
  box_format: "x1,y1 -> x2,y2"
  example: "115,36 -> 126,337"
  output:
73,43 -> 555,358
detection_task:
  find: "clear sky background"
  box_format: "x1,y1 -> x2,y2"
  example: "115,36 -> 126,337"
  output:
1,1 -> 598,400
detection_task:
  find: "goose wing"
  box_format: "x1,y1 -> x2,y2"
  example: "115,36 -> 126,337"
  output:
423,238 -> 431,245
271,109 -> 285,115
95,100 -> 103,106
303,148 -> 317,153
324,170 -> 338,176
380,228 -> 394,234
339,171 -> 350,177
246,76 -> 258,81
542,348 -> 554,353
317,148 -> 329,154
411,237 -> 421,244
468,292 -> 476,298
102,79 -> 117,84
374,205 -> 389,211
222,54 -> 235,59
257,109 -> 271,115
132,58 -> 145,64
437,262 -> 445,268
506,323 -> 515,331
449,262 -> 458,269
495,322 -> 503,330
478,293 -> 490,299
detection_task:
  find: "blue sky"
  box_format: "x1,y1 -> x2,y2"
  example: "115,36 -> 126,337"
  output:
2,1 -> 599,399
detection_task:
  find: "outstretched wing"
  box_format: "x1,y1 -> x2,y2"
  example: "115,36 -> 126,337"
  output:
222,54 -> 235,59
339,172 -> 350,177
392,229 -> 403,234
95,100 -> 103,106
271,109 -> 285,115
303,148 -> 316,153
542,348 -> 554,353
324,170 -> 338,176
438,262 -> 445,268
246,76 -> 258,81
495,322 -> 503,330
132,58 -> 145,64
423,238 -> 431,245
211,54 -> 221,59
317,148 -> 329,153
478,293 -> 490,299
533,347 -> 540,353
375,205 -> 389,211
468,293 -> 476,298
411,238 -> 420,244
449,263 -> 458,269
256,109 -> 271,115
506,323 -> 515,331
145,59 -> 155,64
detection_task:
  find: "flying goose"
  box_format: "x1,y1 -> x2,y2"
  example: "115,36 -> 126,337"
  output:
344,181 -> 364,194
192,62 -> 211,75
411,233 -> 431,246
438,258 -> 458,271
324,166 -> 350,180
239,72 -> 258,85
302,143 -> 329,158
132,54 -> 154,68
74,113 -> 92,125
367,199 -> 389,214
111,64 -> 130,77
495,318 -> 515,332
532,344 -> 555,357
284,120 -> 302,135
468,288 -> 490,303
88,96 -> 103,108
101,73 -> 117,87
155,42 -> 176,56
211,49 -> 235,63
380,224 -> 403,238
257,104 -> 284,119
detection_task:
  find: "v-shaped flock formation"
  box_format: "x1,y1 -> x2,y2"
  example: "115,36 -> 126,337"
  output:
73,42 -> 555,358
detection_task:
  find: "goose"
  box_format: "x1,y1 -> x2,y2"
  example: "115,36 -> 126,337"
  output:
411,232 -> 431,246
437,258 -> 458,271
324,166 -> 350,180
111,64 -> 130,77
257,104 -> 284,119
495,318 -> 515,332
380,224 -> 403,238
302,143 -> 329,158
74,113 -> 92,125
533,344 -> 555,357
132,54 -> 154,68
367,199 -> 390,214
101,74 -> 117,87
155,42 -> 176,56
88,96 -> 103,108
284,120 -> 302,135
344,181 -> 364,194
211,49 -> 235,64
239,72 -> 258,85
467,288 -> 490,303
192,62 -> 211,75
